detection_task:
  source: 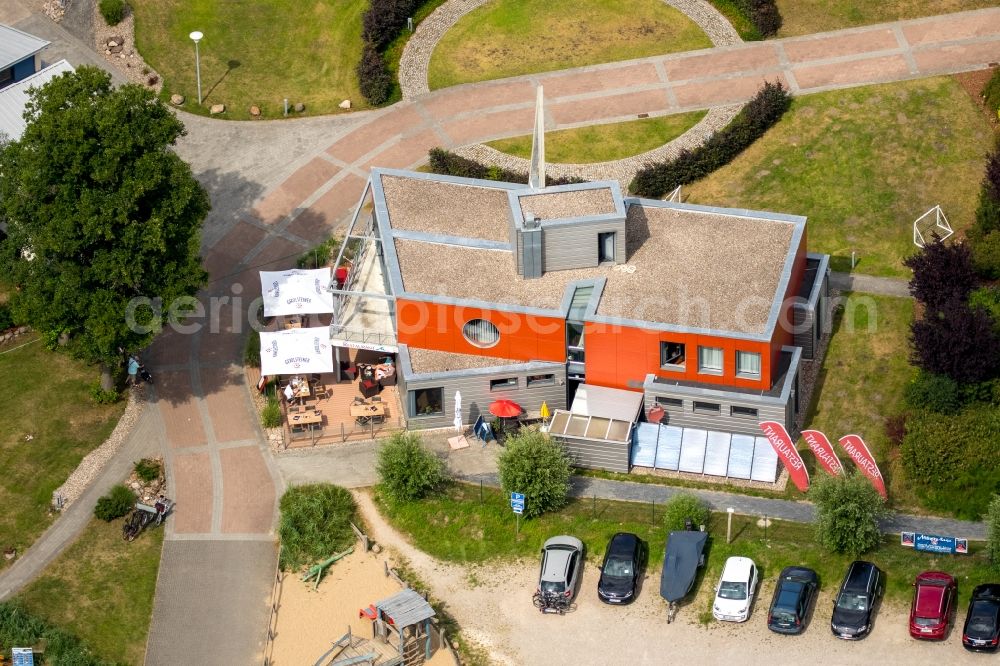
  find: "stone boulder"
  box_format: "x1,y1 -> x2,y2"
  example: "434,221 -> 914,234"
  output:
170,94 -> 184,105
339,99 -> 351,109
210,104 -> 226,115
294,102 -> 305,112
250,105 -> 261,117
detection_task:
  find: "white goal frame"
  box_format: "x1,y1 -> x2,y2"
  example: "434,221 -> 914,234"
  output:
913,205 -> 953,248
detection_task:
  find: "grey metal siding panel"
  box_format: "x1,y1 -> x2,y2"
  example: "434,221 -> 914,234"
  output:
541,219 -> 625,271
553,437 -> 630,473
793,306 -> 815,360
642,390 -> 790,437
406,364 -> 566,430
515,230 -> 524,275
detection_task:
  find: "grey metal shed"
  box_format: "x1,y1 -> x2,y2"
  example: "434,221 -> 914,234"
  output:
374,588 -> 436,661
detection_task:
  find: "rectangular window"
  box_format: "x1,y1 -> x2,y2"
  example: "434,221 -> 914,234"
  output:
0,68 -> 12,87
527,374 -> 555,387
731,405 -> 759,418
655,396 -> 683,408
693,401 -> 721,414
698,346 -> 723,374
490,377 -> 518,391
598,232 -> 616,263
411,387 -> 443,417
736,351 -> 761,378
660,341 -> 686,369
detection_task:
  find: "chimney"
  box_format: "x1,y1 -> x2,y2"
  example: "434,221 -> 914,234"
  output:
518,213 -> 542,278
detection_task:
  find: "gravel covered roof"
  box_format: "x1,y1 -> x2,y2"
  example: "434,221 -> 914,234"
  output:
380,175 -> 511,242
393,203 -> 797,335
518,188 -> 617,221
407,348 -> 526,374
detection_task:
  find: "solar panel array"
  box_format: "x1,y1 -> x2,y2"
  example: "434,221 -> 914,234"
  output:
631,423 -> 780,483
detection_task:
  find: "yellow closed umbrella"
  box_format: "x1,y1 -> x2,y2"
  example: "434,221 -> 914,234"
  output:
540,401 -> 550,420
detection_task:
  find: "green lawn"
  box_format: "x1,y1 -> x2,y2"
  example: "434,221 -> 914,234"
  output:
18,519 -> 164,664
132,0 -> 368,119
378,483 -> 994,609
685,77 -> 990,277
486,111 -> 707,164
427,0 -> 712,89
776,0 -> 997,37
0,339 -> 125,570
803,293 -> 917,507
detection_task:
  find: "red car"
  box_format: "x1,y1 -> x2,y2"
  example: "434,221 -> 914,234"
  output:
909,571 -> 957,640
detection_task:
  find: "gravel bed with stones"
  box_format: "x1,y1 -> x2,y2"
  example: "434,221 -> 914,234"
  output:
631,464 -> 790,492
52,385 -> 147,510
455,104 -> 741,191
408,347 -> 526,374
398,0 -> 742,100
91,4 -> 163,92
518,188 -> 616,220
381,174 -> 512,242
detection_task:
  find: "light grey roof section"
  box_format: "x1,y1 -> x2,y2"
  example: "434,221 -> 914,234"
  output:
0,25 -> 49,71
398,343 -> 562,382
0,59 -> 73,142
375,588 -> 435,627
509,180 -> 626,230
570,383 -> 644,422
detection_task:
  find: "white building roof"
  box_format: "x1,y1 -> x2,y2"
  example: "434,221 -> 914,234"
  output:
0,59 -> 74,142
0,24 -> 50,71
570,383 -> 644,422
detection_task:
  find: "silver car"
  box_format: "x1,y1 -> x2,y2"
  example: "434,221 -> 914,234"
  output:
533,535 -> 584,613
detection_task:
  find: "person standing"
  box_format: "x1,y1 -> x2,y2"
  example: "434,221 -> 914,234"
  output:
127,354 -> 140,386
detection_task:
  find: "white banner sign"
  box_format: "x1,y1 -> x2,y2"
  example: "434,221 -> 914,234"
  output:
259,327 -> 334,375
260,268 -> 333,317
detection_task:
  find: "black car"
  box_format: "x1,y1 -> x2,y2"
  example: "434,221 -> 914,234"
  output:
831,561 -> 883,640
963,583 -> 1000,651
767,566 -> 819,634
597,532 -> 643,605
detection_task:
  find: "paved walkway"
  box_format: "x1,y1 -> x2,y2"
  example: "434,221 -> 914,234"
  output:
830,271 -> 911,298
462,472 -> 987,540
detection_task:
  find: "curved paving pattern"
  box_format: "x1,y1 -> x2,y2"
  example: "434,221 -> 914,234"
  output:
145,7 -> 1000,664
399,0 -> 742,99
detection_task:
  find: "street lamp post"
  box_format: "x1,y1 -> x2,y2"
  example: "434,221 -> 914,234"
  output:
189,31 -> 203,105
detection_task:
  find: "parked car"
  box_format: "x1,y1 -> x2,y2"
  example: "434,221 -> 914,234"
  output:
533,535 -> 584,613
767,566 -> 819,634
909,571 -> 956,640
713,556 -> 758,622
831,561 -> 883,639
597,532 -> 643,605
963,583 -> 1000,651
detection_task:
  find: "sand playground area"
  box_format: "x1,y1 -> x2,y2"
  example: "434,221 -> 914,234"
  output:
268,545 -> 453,666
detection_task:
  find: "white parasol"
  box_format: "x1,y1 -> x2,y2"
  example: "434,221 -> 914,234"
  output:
453,390 -> 463,432
258,327 -> 334,376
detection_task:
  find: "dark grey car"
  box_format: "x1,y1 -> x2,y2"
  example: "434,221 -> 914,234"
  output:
831,561 -> 883,639
768,566 -> 818,634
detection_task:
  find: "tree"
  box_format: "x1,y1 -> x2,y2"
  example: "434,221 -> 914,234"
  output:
910,300 -> 1000,384
662,493 -> 710,532
376,431 -> 446,503
496,431 -> 571,519
904,240 -> 977,313
809,472 -> 888,555
986,495 -> 1000,569
0,67 -> 209,388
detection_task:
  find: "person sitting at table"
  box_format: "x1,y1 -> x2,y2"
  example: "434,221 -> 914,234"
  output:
283,383 -> 294,403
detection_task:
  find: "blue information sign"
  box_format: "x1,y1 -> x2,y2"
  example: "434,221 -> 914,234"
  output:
901,532 -> 968,555
513,506 -> 524,515
511,499 -> 525,510
511,492 -> 525,501
12,647 -> 34,666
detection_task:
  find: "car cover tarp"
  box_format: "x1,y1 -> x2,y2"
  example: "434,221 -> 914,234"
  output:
659,530 -> 708,603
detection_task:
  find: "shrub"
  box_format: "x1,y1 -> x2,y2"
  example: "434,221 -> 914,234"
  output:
662,493 -> 710,532
279,483 -> 357,570
297,236 -> 341,269
910,300 -> 1000,384
630,81 -> 791,197
0,602 -> 112,666
732,0 -> 782,37
427,147 -> 586,186
971,229 -> 1000,280
376,431 -> 446,502
809,472 -> 887,555
903,240 -> 976,313
984,67 -> 1000,117
904,370 -> 961,414
89,383 -> 120,404
883,413 -> 907,447
901,405 -> 1000,518
987,495 -> 1000,569
134,458 -> 161,483
244,329 -> 261,368
261,396 -> 282,429
496,431 -> 571,519
357,43 -> 393,106
99,0 -> 127,25
0,303 -> 14,331
94,484 -> 136,521
362,0 -> 420,50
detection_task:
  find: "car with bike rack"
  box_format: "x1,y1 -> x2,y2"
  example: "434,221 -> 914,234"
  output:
532,535 -> 583,614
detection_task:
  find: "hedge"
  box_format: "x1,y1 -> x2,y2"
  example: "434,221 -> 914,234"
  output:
362,0 -> 420,50
427,148 -> 586,186
629,80 -> 791,198
357,42 -> 393,107
901,405 -> 1000,518
731,0 -> 781,38
984,67 -> 1000,117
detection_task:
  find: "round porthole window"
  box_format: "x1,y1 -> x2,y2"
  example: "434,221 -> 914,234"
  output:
462,319 -> 500,348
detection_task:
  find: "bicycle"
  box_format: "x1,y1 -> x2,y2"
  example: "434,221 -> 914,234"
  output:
532,592 -> 572,615
123,497 -> 174,541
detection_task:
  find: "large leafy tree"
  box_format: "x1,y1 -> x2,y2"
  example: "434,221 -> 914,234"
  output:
809,471 -> 888,556
903,239 -> 976,313
497,431 -> 571,519
0,67 -> 208,386
910,300 -> 1000,384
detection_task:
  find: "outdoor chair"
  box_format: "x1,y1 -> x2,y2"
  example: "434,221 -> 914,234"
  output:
370,396 -> 382,403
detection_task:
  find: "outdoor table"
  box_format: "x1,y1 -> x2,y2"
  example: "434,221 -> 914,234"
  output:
289,409 -> 323,431
350,402 -> 385,425
284,317 -> 303,329
292,383 -> 311,403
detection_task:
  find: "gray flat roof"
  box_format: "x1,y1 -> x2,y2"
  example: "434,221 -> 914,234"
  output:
380,174 -> 512,242
0,24 -> 49,71
0,60 -> 73,141
519,188 -> 616,221
375,588 -> 435,627
407,347 -> 524,374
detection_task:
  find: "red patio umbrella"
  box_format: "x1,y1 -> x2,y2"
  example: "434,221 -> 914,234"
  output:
489,399 -> 522,418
